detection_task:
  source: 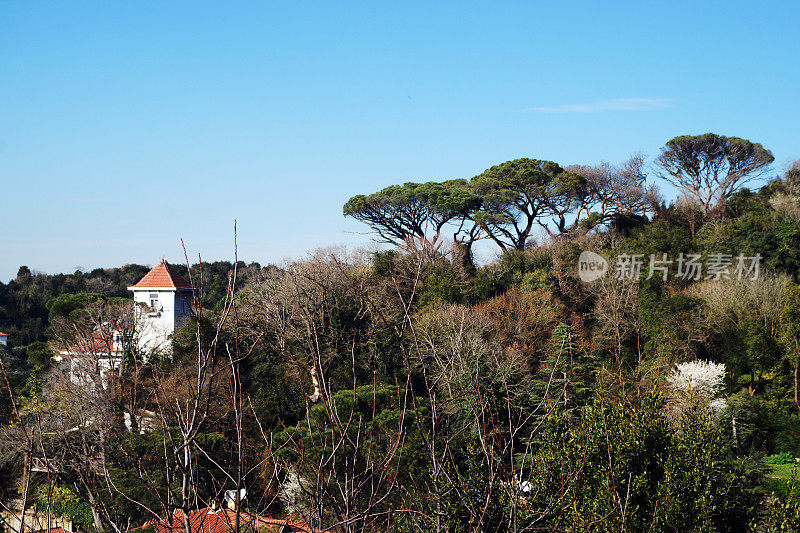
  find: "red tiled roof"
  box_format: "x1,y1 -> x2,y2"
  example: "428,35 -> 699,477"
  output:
131,261 -> 193,290
149,508 -> 318,533
32,528 -> 71,533
58,323 -> 123,356
0,332 -> 7,336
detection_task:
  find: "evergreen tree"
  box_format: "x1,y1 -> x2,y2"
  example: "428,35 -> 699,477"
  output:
536,323 -> 597,414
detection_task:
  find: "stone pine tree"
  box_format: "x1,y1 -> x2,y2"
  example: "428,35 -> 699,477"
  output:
343,181 -> 482,254
655,133 -> 774,216
469,158 -> 587,249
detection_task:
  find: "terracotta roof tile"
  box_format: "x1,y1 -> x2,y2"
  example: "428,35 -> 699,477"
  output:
149,508 -> 319,533
131,261 -> 193,290
58,323 -> 123,356
32,528 -> 71,533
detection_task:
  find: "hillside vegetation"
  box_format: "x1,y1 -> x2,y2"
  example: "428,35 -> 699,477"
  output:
2,134 -> 800,532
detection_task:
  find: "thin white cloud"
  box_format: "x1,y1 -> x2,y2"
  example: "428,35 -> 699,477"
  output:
525,97 -> 675,114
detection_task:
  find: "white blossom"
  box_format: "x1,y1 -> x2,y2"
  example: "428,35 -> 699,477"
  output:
709,398 -> 728,413
667,359 -> 726,400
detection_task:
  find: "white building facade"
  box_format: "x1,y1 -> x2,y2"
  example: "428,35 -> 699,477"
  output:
128,260 -> 194,356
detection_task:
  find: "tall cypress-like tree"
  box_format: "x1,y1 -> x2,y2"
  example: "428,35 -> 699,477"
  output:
536,323 -> 597,414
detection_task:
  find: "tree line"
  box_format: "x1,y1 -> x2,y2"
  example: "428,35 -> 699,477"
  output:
344,133 -> 772,258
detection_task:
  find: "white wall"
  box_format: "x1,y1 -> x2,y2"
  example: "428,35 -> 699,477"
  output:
131,288 -> 194,356
1,505 -> 74,533
132,289 -> 175,355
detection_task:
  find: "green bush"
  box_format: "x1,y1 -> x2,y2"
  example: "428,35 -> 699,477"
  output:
371,250 -> 398,277
36,486 -> 95,532
764,474 -> 800,531
419,260 -> 463,306
525,395 -> 761,531
766,452 -> 797,465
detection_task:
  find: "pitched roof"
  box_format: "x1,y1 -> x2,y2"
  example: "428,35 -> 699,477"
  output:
0,332 -> 7,336
130,261 -> 193,290
148,508 -> 318,533
32,528 -> 72,533
58,322 -> 124,357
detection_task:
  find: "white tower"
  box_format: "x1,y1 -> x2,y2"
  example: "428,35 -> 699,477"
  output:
127,260 -> 194,355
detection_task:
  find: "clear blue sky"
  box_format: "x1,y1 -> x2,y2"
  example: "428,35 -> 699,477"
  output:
2,1 -> 799,281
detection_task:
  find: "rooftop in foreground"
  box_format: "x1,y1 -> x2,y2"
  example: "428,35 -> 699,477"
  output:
147,508 -> 318,533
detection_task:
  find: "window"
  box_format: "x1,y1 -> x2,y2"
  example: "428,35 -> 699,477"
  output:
149,293 -> 159,311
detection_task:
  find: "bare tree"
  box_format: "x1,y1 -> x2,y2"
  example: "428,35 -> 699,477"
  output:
236,248 -> 414,531
0,230 -> 284,533
262,251 -> 581,532
568,154 -> 660,232
48,296 -> 151,424
591,275 -> 641,366
238,248 -> 375,405
0,352 -> 39,533
408,302 -> 585,532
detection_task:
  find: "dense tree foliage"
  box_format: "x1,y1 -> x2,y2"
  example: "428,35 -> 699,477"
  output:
469,158 -> 585,249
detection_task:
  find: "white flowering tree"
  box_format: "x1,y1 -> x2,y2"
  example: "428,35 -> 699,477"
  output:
667,359 -> 727,414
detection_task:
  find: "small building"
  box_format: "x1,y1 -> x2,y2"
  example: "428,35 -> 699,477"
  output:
55,322 -> 125,387
0,332 -> 7,346
127,260 -> 194,355
53,260 -> 195,387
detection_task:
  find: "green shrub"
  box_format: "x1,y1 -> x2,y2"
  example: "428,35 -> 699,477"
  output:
419,260 -> 463,306
766,452 -> 797,465
36,486 -> 95,532
371,250 -> 398,277
764,474 -> 800,531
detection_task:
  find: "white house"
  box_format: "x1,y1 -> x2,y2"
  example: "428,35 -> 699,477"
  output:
46,261 -> 194,433
0,332 -> 7,346
127,260 -> 194,355
55,260 -> 194,379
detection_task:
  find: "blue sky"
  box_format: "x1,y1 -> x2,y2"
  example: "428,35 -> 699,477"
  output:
1,1 -> 799,281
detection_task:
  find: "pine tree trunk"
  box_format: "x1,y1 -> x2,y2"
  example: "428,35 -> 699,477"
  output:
452,241 -> 476,277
